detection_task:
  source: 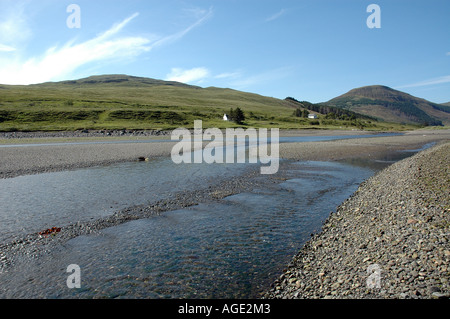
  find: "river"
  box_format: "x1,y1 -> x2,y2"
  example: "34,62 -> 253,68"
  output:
0,133 -> 426,298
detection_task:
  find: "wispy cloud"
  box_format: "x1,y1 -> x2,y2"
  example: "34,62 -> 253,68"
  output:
0,7 -> 213,85
166,67 -> 210,84
265,9 -> 286,22
229,66 -> 293,89
0,44 -> 16,52
446,52 -> 450,56
152,7 -> 213,49
396,75 -> 450,89
0,1 -> 31,46
214,71 -> 242,79
0,13 -> 150,85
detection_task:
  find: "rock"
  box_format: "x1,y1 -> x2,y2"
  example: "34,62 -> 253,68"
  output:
431,292 -> 449,299
264,142 -> 450,300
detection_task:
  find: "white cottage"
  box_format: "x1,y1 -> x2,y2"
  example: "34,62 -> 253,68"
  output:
223,114 -> 229,121
308,114 -> 318,119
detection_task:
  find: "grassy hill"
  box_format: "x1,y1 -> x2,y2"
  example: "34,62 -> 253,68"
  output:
322,85 -> 450,126
0,75 -> 421,132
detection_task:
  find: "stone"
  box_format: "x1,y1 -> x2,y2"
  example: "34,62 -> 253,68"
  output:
431,292 -> 449,299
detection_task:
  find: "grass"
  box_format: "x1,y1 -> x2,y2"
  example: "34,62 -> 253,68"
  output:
0,75 -> 423,132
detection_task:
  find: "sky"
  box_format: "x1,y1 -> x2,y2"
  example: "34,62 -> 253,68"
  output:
0,0 -> 449,103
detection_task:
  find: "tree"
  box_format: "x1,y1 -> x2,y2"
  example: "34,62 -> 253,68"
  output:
302,109 -> 310,118
229,107 -> 245,124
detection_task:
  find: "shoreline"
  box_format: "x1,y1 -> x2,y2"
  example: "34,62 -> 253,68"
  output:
1,129 -> 449,180
0,129 -> 448,298
0,128 -> 389,140
264,141 -> 450,299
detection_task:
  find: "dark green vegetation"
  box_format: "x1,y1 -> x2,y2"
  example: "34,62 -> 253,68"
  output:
323,85 -> 450,126
228,107 -> 246,125
0,75 -> 439,132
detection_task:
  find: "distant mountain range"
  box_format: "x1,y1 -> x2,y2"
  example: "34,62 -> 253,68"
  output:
322,85 -> 450,126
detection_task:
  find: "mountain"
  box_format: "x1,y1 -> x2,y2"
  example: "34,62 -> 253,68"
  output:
41,74 -> 199,89
322,85 -> 450,126
441,102 -> 450,107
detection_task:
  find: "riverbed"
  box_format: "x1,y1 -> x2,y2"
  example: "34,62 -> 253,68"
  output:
0,132 -> 446,298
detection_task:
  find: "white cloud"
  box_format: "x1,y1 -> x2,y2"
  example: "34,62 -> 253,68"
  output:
446,52 -> 450,56
396,75 -> 450,89
0,13 -> 150,85
265,9 -> 286,22
166,67 -> 210,84
0,7 -> 213,85
0,44 -> 16,52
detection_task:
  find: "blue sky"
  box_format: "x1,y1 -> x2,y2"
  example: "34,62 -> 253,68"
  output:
0,0 -> 449,103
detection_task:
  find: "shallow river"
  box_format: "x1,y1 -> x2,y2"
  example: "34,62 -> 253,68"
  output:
0,134 -> 428,298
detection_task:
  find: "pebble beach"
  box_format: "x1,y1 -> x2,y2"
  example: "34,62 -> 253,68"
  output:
264,140 -> 450,299
0,128 -> 449,299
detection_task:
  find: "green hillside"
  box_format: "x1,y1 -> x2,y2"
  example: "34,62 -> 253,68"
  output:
0,75 -> 419,132
323,85 -> 450,126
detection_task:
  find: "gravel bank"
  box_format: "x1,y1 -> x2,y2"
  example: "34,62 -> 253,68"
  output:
264,141 -> 450,299
1,129 -> 449,179
0,141 -> 176,179
279,129 -> 450,161
0,129 -> 170,139
0,129 -> 448,298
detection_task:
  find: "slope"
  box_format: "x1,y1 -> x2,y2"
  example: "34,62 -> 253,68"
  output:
323,85 -> 450,126
0,74 -> 305,131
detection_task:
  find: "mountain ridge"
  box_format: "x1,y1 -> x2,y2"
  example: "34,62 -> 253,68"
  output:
322,85 -> 450,126
33,74 -> 201,89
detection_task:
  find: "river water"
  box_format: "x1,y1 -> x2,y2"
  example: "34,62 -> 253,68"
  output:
0,134 -> 425,299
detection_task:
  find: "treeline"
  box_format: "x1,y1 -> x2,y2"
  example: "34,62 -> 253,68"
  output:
285,97 -> 376,121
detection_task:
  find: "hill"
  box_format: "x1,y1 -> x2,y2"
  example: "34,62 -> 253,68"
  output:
50,74 -> 199,89
0,74 -> 297,131
0,75 -> 423,132
0,74 -> 333,131
322,85 -> 450,126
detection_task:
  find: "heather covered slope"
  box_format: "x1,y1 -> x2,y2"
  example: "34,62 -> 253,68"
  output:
323,85 -> 450,126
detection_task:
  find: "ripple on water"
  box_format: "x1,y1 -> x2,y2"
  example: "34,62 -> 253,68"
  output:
0,160 -> 376,299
